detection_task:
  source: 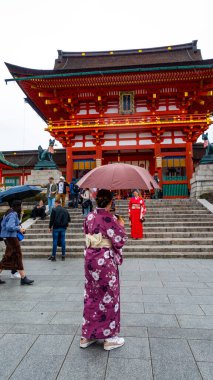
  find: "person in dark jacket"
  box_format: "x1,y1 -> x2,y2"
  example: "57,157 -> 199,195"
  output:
69,179 -> 80,208
48,199 -> 71,261
31,200 -> 46,220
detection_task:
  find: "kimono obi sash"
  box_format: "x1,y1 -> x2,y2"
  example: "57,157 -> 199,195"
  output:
131,204 -> 141,209
85,233 -> 112,249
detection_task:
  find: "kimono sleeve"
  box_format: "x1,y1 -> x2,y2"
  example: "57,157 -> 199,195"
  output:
140,199 -> 146,216
106,217 -> 128,265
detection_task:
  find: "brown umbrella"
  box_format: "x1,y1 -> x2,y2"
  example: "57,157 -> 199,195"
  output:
77,163 -> 160,190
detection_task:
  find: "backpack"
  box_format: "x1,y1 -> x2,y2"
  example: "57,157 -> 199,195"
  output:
73,184 -> 79,195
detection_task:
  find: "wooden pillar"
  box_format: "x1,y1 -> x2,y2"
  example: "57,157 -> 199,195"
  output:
96,144 -> 102,167
186,141 -> 193,190
154,143 -> 162,185
21,169 -> 25,185
66,147 -> 73,183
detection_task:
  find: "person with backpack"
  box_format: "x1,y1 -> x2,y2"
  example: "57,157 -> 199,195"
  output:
48,198 -> 71,261
69,179 -> 80,208
0,200 -> 34,285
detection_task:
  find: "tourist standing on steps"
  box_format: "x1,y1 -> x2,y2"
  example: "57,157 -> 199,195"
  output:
129,189 -> 146,239
69,180 -> 80,209
48,198 -> 71,261
46,177 -> 57,214
81,188 -> 92,217
0,200 -> 34,285
57,176 -> 69,207
80,189 -> 128,351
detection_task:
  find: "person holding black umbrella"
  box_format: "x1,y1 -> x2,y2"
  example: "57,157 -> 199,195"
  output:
0,200 -> 34,285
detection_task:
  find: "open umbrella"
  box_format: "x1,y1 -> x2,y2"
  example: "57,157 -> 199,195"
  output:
77,163 -> 160,190
0,185 -> 42,204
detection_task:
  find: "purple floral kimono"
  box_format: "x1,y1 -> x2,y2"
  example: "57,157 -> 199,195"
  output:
82,208 -> 128,339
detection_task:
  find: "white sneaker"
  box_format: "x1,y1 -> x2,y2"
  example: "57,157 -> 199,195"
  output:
80,337 -> 97,348
104,336 -> 125,351
10,272 -> 21,279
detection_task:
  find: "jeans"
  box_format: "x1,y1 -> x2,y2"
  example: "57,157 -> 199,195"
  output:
70,194 -> 79,208
52,228 -> 66,257
48,197 -> 55,214
83,206 -> 90,217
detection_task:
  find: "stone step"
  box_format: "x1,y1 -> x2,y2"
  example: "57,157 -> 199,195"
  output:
21,198 -> 213,259
68,206 -> 206,213
20,251 -> 213,259
28,221 -> 213,231
21,244 -> 213,253
67,212 -> 210,219
21,238 -> 213,246
34,216 -> 213,226
24,231 -> 213,239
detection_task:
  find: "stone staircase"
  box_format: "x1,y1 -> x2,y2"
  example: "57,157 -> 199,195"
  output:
21,199 -> 213,258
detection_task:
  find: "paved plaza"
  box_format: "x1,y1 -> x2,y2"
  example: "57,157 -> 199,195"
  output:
1,258 -> 213,379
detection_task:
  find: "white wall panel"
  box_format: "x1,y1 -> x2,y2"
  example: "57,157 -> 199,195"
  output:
73,142 -> 83,147
119,133 -> 136,138
139,139 -> 153,145
162,139 -> 172,144
74,135 -> 83,140
174,138 -> 185,143
85,142 -> 95,147
174,131 -> 184,136
104,134 -> 117,138
102,141 -> 117,146
119,140 -> 137,146
138,132 -> 152,138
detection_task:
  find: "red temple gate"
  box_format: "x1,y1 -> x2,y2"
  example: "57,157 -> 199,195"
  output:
5,41 -> 213,197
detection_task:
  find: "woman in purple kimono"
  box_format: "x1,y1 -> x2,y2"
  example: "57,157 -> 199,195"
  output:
80,189 -> 128,351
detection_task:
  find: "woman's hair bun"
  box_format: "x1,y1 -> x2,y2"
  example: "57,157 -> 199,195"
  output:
96,189 -> 113,208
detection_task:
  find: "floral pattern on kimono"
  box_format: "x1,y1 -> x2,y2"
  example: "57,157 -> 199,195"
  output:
129,197 -> 146,238
82,208 -> 128,339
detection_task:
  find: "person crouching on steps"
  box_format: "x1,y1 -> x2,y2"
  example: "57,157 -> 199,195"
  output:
48,199 -> 71,261
0,200 -> 34,285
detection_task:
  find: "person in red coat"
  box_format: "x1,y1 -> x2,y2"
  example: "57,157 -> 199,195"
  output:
129,190 -> 146,239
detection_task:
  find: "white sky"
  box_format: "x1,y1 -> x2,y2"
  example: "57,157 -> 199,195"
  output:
1,0 -> 213,152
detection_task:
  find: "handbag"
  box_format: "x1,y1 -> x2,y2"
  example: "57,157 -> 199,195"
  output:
17,231 -> 25,241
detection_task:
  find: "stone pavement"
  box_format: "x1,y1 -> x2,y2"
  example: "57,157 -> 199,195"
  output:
1,258 -> 213,379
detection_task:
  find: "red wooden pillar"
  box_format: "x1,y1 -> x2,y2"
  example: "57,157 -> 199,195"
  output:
21,170 -> 25,185
66,147 -> 73,183
154,143 -> 162,185
96,144 -> 102,167
186,141 -> 193,190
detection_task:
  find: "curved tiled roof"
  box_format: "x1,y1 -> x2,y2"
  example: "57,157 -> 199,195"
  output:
54,41 -> 202,70
0,152 -> 19,169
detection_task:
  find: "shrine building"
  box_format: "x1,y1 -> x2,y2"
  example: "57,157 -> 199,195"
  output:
5,40 -> 213,197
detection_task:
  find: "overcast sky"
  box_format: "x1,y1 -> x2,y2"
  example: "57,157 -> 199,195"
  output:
1,0 -> 213,152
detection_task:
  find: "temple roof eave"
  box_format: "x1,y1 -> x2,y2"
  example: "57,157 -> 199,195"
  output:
5,58 -> 213,81
0,152 -> 19,169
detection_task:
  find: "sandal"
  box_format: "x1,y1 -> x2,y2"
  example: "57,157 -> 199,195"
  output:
80,337 -> 97,348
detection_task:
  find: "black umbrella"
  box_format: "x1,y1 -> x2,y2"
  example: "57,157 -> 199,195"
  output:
0,185 -> 42,204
